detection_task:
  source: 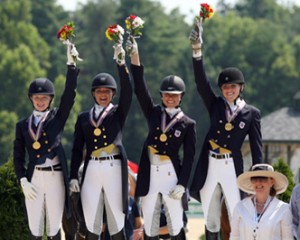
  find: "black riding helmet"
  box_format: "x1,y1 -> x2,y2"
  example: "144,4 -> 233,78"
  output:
28,78 -> 55,110
91,73 -> 117,92
160,75 -> 185,108
28,78 -> 55,97
160,75 -> 186,95
218,67 -> 245,88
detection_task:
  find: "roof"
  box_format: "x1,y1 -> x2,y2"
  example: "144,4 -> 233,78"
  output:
261,107 -> 300,142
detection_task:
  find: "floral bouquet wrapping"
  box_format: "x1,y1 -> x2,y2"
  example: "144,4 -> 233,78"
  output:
57,21 -> 82,63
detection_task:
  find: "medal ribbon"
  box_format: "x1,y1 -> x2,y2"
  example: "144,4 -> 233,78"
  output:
225,100 -> 246,123
161,111 -> 184,134
28,111 -> 49,142
89,103 -> 113,128
252,196 -> 273,240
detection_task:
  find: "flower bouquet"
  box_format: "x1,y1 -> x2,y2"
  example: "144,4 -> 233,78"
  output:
125,15 -> 144,38
192,3 -> 214,45
125,15 -> 144,56
105,24 -> 125,64
105,24 -> 125,44
193,3 -> 214,26
57,21 -> 82,63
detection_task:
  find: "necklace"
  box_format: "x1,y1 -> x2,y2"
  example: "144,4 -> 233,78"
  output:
255,201 -> 266,208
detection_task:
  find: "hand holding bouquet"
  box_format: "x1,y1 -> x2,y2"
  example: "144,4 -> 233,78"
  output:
191,3 -> 214,45
125,15 -> 144,57
57,21 -> 82,65
105,24 -> 125,64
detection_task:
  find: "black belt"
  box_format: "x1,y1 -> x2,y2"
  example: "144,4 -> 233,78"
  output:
91,154 -> 122,161
35,164 -> 62,171
209,152 -> 232,159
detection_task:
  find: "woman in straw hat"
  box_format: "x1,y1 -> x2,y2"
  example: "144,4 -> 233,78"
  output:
230,163 -> 293,240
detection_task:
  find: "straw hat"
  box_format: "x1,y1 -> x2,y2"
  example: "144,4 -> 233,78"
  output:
237,163 -> 288,195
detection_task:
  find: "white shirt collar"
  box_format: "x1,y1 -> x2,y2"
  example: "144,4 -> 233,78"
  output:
165,107 -> 181,118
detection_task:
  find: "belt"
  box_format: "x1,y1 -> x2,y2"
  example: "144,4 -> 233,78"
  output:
35,164 -> 62,171
91,154 -> 121,161
209,152 -> 232,159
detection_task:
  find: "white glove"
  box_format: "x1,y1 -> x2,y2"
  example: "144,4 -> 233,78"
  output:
126,36 -> 138,57
66,41 -> 82,66
169,184 -> 185,200
69,179 -> 80,192
113,43 -> 126,65
20,177 -> 38,200
189,19 -> 203,58
66,42 -> 75,66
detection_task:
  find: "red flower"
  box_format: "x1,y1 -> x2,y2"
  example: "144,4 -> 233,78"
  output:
57,22 -> 75,41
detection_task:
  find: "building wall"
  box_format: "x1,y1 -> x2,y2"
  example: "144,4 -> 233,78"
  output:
242,143 -> 300,182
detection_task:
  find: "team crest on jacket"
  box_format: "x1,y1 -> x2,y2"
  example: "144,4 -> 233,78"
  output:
239,121 -> 245,129
174,130 -> 181,137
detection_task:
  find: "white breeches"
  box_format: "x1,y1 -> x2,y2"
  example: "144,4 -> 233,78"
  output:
200,154 -> 240,232
25,169 -> 65,236
141,162 -> 184,237
81,159 -> 125,235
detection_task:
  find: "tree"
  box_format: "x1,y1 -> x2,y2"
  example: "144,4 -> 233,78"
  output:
273,158 -> 295,203
0,111 -> 18,165
0,159 -> 29,239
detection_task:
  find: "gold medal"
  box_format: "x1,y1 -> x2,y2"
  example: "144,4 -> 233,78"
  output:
225,122 -> 233,131
94,128 -> 101,136
32,141 -> 41,150
159,133 -> 167,142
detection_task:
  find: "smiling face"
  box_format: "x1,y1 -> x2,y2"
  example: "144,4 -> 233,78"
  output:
93,87 -> 114,107
251,176 -> 275,197
30,94 -> 52,112
221,83 -> 243,104
161,93 -> 182,108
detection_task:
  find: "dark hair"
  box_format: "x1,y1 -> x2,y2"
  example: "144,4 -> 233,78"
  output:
270,186 -> 276,196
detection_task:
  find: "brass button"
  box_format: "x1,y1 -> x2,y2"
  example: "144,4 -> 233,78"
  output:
94,139 -> 97,142
94,146 -> 98,149
104,142 -> 108,146
47,149 -> 51,152
45,140 -> 48,144
103,135 -> 107,139
37,154 -> 40,158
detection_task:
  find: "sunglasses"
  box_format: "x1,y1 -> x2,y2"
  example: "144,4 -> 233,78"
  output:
250,176 -> 270,183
